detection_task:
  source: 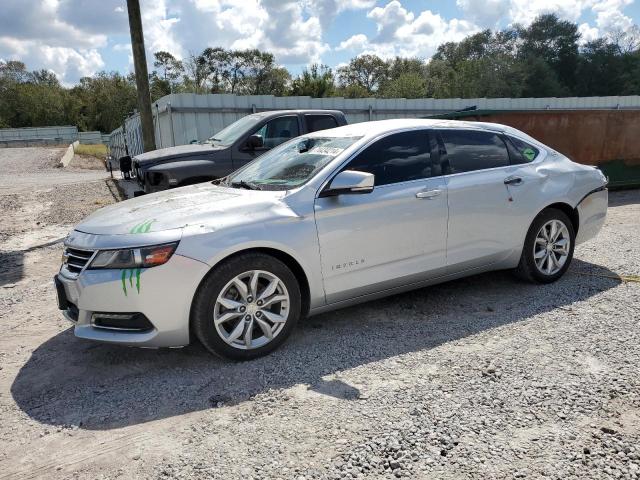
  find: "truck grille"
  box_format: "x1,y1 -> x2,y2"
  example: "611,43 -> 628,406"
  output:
63,247 -> 95,275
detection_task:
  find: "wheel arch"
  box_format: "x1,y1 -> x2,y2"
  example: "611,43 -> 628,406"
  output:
189,247 -> 312,338
537,202 -> 579,234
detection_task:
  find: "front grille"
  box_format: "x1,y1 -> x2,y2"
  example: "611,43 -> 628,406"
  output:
63,247 -> 95,275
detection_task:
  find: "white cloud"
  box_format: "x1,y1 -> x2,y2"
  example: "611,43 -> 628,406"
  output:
578,22 -> 600,43
0,37 -> 104,85
456,0 -> 636,38
337,34 -> 368,51
456,0 -> 511,27
339,1 -> 479,60
592,0 -> 634,32
0,0 -> 115,84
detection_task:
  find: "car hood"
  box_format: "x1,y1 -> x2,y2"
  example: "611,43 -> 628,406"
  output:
133,144 -> 226,166
75,183 -> 289,236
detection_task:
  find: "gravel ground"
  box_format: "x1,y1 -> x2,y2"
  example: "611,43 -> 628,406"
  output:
0,147 -> 109,193
0,147 -> 639,480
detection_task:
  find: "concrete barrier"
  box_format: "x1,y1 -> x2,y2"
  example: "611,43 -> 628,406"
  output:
59,141 -> 79,167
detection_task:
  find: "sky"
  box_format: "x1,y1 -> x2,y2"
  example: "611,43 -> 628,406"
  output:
1,0 -> 639,85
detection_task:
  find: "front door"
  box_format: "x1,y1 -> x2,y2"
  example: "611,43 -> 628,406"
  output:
314,130 -> 448,304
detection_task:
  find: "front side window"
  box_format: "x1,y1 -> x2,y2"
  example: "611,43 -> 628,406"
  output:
507,136 -> 540,163
306,115 -> 339,133
345,130 -> 433,186
254,116 -> 300,149
440,130 -> 510,173
228,136 -> 362,190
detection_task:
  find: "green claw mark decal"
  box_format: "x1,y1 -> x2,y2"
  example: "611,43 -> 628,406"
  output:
121,268 -> 142,296
129,219 -> 156,234
523,148 -> 536,161
121,270 -> 128,296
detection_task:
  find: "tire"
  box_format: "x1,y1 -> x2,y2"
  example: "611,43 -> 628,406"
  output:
515,208 -> 576,284
191,252 -> 301,360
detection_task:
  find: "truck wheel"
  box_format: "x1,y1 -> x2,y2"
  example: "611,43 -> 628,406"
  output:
192,252 -> 301,360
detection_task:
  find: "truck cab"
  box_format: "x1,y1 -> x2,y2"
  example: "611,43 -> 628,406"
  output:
132,110 -> 347,193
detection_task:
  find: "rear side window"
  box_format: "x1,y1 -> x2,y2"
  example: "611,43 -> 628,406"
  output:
507,136 -> 540,163
306,115 -> 339,132
440,130 -> 510,173
345,130 -> 433,186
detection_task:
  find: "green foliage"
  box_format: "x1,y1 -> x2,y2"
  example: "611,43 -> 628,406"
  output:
1,14 -> 639,133
290,64 -> 335,97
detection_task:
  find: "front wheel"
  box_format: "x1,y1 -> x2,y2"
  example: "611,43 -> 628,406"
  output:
191,253 -> 301,360
515,208 -> 576,283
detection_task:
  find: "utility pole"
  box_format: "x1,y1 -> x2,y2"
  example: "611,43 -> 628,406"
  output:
126,0 -> 156,152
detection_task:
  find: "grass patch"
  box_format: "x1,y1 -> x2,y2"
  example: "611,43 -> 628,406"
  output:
74,143 -> 108,158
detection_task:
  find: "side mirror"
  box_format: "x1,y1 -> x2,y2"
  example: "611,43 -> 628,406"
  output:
321,170 -> 374,197
245,134 -> 264,150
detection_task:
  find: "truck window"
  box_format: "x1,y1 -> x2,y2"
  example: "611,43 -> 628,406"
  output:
255,116 -> 300,149
305,115 -> 339,133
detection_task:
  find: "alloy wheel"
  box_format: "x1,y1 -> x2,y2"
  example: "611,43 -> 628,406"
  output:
213,270 -> 290,350
533,219 -> 571,276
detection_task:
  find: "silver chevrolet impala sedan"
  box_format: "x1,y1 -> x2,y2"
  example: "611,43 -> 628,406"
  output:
55,119 -> 608,359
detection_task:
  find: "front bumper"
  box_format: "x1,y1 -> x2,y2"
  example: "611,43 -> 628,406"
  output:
56,253 -> 210,348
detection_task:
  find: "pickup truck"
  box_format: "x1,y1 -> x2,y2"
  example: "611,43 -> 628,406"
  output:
132,109 -> 348,193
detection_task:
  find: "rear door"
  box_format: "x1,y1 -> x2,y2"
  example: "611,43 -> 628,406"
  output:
232,115 -> 301,169
438,129 -> 520,271
314,129 -> 448,304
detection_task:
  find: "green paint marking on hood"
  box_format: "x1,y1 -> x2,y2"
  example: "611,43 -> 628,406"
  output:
130,219 -> 156,234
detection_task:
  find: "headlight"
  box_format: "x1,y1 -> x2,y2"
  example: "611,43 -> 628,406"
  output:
89,242 -> 178,269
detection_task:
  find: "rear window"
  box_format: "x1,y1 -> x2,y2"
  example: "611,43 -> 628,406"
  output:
306,115 -> 339,133
508,136 -> 540,163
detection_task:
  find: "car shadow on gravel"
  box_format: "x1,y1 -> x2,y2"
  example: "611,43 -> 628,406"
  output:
11,259 -> 621,430
0,250 -> 24,286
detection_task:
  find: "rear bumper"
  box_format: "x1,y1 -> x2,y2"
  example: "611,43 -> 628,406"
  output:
576,188 -> 608,245
56,254 -> 210,348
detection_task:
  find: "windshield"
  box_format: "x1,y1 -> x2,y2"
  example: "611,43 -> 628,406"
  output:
202,114 -> 263,146
227,136 -> 362,191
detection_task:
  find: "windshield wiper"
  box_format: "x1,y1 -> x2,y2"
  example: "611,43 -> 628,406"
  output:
230,180 -> 262,191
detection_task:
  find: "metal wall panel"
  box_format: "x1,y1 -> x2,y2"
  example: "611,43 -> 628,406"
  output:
110,93 -> 640,158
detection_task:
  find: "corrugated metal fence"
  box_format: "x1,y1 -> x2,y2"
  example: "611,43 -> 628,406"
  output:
109,93 -> 640,159
0,126 -> 109,147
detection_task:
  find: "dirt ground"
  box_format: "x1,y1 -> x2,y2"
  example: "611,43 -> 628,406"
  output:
0,147 -> 639,480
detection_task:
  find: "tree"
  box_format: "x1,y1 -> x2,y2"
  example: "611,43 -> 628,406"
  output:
72,72 -> 138,132
337,54 -> 389,94
576,39 -> 626,96
518,14 -> 580,93
290,64 -> 335,97
379,73 -> 427,98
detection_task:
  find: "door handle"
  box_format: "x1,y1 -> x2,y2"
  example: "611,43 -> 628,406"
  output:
416,189 -> 442,199
504,176 -> 523,186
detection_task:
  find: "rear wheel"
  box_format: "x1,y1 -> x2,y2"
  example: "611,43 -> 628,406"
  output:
192,253 -> 301,360
515,208 -> 575,283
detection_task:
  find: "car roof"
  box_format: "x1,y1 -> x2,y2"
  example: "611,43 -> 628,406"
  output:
252,109 -> 344,117
306,118 -> 545,148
